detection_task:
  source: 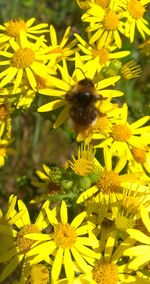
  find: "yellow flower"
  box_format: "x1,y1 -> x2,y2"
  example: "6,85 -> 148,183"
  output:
45,25 -> 78,68
38,54 -> 122,129
57,233 -> 137,283
69,144 -> 97,176
0,18 -> 48,44
75,33 -> 130,71
0,31 -> 53,91
94,104 -> 150,158
25,201 -> 99,283
124,205 -> 150,269
120,0 -> 150,42
81,2 -> 126,48
0,198 -> 51,282
77,146 -> 144,204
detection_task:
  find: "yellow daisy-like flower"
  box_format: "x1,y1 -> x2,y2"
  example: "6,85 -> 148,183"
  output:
124,205 -> 150,269
38,54 -> 122,129
94,104 -> 150,158
57,233 -> 137,284
0,18 -> 48,44
81,2 -> 126,48
75,33 -> 130,70
25,201 -> 99,283
76,0 -> 93,10
0,31 -> 53,91
0,198 -> 51,282
120,0 -> 150,42
45,25 -> 78,68
69,144 -> 97,176
77,146 -> 144,204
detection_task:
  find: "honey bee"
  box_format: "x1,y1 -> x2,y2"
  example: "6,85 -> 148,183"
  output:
65,78 -> 103,129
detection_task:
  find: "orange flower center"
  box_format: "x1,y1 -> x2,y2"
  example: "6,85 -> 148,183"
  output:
6,19 -> 27,37
92,261 -> 119,284
92,48 -> 109,64
17,224 -> 40,253
128,0 -> 145,19
92,114 -> 109,133
54,223 -> 77,249
131,147 -> 147,163
103,11 -> 119,30
11,48 -> 35,69
0,104 -> 8,120
111,125 -> 131,141
97,170 -> 120,193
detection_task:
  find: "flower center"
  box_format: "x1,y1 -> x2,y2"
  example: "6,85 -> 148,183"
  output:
11,48 -> 35,69
97,170 -> 120,193
6,19 -> 28,37
71,158 -> 93,176
0,104 -> 8,120
103,11 -> 119,30
111,125 -> 131,141
92,261 -> 119,284
128,0 -> 145,19
131,147 -> 146,163
29,264 -> 49,284
17,224 -> 40,253
92,114 -> 109,133
54,223 -> 77,249
95,0 -> 111,8
92,48 -> 109,65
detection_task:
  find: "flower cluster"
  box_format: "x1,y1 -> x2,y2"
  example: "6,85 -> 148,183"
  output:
0,0 -> 150,283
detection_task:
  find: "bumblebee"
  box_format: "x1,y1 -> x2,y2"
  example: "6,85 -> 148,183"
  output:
65,78 -> 102,128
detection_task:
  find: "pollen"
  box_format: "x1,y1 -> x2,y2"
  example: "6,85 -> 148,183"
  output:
11,48 -> 35,69
92,48 -> 109,65
0,104 -> 9,120
111,124 -> 131,141
103,11 -> 119,31
92,261 -> 119,284
92,114 -> 109,133
128,0 -> 145,19
121,61 -> 141,80
70,157 -> 93,176
95,0 -> 111,9
17,224 -> 40,253
54,223 -> 77,249
131,147 -> 147,164
97,170 -> 120,193
28,264 -> 49,284
6,19 -> 28,37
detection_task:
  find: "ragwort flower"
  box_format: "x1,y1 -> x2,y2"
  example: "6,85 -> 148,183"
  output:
120,0 -> 150,42
0,198 -> 51,282
0,31 -> 53,91
0,18 -> 48,44
81,2 -> 126,48
25,201 -> 99,283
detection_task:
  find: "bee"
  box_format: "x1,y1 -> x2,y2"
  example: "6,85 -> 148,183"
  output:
65,77 -> 103,129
